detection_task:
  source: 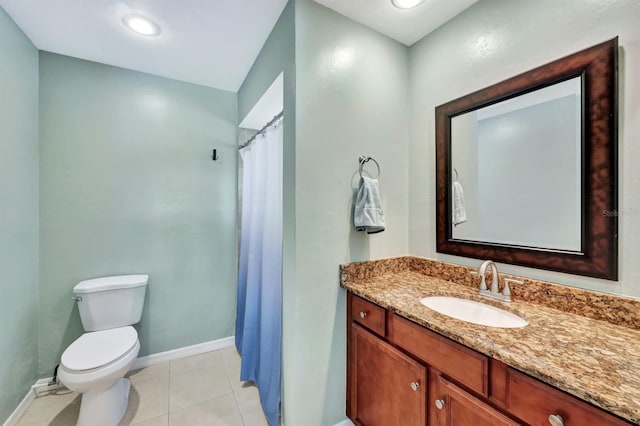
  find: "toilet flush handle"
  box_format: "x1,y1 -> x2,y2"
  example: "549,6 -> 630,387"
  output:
71,296 -> 83,302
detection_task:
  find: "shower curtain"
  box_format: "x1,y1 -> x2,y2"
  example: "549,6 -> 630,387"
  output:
235,120 -> 283,426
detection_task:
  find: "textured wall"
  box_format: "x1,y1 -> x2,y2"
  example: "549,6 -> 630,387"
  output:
289,0 -> 409,424
38,52 -> 238,375
237,3 -> 298,425
409,0 -> 640,296
0,6 -> 39,423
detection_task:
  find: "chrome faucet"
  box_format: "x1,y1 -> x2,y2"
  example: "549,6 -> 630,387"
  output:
478,260 -> 499,294
476,260 -> 522,303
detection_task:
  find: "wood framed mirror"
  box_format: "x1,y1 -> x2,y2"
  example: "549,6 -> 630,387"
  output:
435,38 -> 618,280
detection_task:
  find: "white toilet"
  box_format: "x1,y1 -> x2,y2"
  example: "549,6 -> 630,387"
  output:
58,275 -> 148,426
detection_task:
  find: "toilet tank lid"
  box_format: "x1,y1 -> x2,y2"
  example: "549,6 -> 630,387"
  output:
73,274 -> 149,294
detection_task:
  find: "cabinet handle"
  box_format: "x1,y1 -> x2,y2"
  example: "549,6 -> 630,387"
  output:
434,399 -> 445,410
548,414 -> 564,426
359,311 -> 367,319
410,382 -> 420,391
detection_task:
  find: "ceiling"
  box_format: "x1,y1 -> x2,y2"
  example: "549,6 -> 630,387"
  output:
0,0 -> 476,92
314,0 -> 478,46
0,0 -> 288,92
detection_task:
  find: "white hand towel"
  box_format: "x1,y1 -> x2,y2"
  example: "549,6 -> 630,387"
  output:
453,180 -> 467,226
354,176 -> 385,234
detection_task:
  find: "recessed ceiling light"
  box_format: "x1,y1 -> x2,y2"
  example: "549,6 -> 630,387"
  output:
391,0 -> 426,9
122,14 -> 161,36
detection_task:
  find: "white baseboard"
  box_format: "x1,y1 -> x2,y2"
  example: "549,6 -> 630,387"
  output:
2,388 -> 35,426
281,417 -> 352,426
3,336 -> 236,426
132,336 -> 235,370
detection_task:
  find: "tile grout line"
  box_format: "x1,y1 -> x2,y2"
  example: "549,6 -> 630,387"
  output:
222,347 -> 256,426
226,354 -> 270,426
167,355 -> 229,418
230,379 -> 248,425
221,349 -> 248,426
127,363 -> 171,426
167,349 -> 240,422
231,388 -> 248,426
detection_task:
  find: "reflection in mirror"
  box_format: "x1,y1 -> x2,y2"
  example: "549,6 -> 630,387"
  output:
436,37 -> 618,279
450,77 -> 582,251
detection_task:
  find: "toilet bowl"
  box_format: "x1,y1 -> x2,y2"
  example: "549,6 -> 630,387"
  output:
59,326 -> 140,426
58,275 -> 148,426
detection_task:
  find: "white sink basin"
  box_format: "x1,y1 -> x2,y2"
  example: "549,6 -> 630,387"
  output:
420,296 -> 528,328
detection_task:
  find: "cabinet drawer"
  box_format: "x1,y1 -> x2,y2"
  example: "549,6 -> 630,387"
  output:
506,368 -> 630,426
351,295 -> 386,336
391,314 -> 488,396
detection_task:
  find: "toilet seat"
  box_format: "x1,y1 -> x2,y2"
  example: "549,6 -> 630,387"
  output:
61,326 -> 138,373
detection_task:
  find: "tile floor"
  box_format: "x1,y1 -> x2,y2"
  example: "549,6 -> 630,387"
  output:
16,346 -> 269,426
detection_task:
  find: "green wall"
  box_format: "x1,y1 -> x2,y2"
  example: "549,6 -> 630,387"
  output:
238,1 -> 295,123
289,1 -> 410,424
38,52 -> 238,375
0,7 -> 39,424
238,3 -> 409,424
237,3 -> 297,424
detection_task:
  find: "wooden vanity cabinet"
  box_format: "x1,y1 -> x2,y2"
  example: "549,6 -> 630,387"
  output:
390,313 -> 519,426
346,292 -> 632,426
349,324 -> 427,425
435,376 -> 521,426
347,294 -> 427,425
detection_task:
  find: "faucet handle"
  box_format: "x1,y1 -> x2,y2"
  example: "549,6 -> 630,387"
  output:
502,278 -> 524,297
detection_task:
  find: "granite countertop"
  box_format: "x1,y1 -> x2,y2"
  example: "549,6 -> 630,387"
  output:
340,264 -> 640,424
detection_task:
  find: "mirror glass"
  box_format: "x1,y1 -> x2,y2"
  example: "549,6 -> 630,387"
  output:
450,77 -> 582,252
437,38 -> 617,279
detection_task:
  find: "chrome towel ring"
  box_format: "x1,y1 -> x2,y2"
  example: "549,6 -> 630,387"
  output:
358,156 -> 380,179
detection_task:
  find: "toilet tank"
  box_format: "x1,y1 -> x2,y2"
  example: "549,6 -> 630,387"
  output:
73,275 -> 148,332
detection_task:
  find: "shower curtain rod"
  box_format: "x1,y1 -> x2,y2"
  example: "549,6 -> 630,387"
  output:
239,111 -> 284,150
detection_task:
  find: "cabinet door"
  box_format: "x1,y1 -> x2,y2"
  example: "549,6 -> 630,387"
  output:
434,376 -> 521,426
351,323 -> 427,426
